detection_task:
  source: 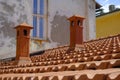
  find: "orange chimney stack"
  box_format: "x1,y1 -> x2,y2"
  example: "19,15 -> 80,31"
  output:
68,15 -> 85,49
14,23 -> 33,65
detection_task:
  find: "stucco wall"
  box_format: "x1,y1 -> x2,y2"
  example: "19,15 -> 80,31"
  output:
48,0 -> 95,45
0,0 -> 32,59
0,0 -> 95,59
87,0 -> 96,40
96,10 -> 120,38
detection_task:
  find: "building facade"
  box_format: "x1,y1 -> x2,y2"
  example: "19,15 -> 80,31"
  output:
96,9 -> 120,38
0,0 -> 96,59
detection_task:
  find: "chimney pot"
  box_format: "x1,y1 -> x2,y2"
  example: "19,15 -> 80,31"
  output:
14,22 -> 33,65
68,15 -> 85,49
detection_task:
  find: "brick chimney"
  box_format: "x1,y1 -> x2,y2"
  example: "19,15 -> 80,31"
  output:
68,15 -> 85,50
14,23 -> 33,65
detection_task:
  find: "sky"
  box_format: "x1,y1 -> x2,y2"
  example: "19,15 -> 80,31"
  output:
96,0 -> 120,12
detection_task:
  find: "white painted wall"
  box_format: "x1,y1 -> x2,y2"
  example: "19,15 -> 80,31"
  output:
48,0 -> 96,43
0,0 -> 96,59
87,0 -> 96,40
0,0 -> 32,59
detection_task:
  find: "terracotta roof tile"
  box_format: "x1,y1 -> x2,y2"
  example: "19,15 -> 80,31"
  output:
0,34 -> 120,79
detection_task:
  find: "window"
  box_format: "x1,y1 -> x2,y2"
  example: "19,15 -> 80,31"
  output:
33,0 -> 47,39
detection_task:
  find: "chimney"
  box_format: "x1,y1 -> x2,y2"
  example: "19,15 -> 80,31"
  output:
109,5 -> 116,12
14,23 -> 33,65
68,15 -> 85,50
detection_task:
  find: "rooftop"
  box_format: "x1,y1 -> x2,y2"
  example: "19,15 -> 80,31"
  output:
96,2 -> 102,9
96,8 -> 120,17
0,34 -> 120,80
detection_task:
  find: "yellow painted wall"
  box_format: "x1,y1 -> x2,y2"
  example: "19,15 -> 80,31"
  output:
96,10 -> 120,38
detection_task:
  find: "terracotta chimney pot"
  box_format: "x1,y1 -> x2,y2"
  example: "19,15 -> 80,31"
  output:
68,15 -> 85,50
14,22 -> 33,65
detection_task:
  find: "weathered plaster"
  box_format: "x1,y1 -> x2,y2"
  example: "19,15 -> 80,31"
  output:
50,12 -> 70,45
47,0 -> 94,45
0,0 -> 32,59
87,0 -> 96,40
0,0 -> 96,59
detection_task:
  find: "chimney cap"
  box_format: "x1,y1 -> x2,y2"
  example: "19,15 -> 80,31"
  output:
14,22 -> 33,29
68,15 -> 85,21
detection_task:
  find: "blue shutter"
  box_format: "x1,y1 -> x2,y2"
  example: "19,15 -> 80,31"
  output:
33,0 -> 37,14
33,0 -> 38,37
39,18 -> 44,38
33,16 -> 37,37
40,0 -> 44,15
33,0 -> 44,38
39,0 -> 44,38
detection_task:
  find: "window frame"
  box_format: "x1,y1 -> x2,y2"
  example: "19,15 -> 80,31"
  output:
32,0 -> 48,39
